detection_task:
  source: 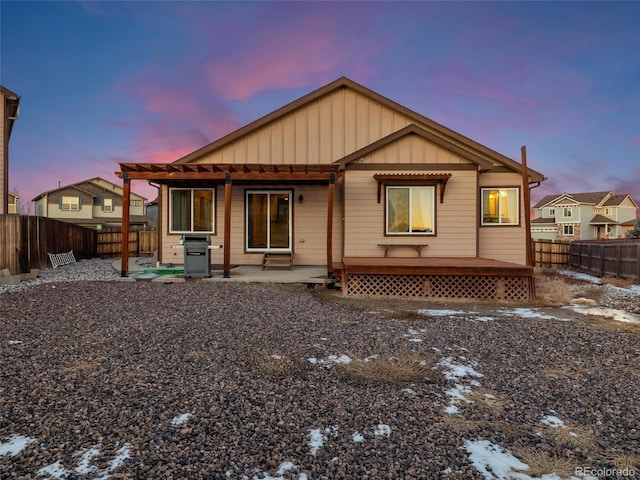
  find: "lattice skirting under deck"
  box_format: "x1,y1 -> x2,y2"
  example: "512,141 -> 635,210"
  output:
345,273 -> 533,300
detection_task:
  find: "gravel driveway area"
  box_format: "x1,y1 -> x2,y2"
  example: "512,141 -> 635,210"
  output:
1,260 -> 639,479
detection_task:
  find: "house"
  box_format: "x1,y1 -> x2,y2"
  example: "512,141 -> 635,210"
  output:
1,86 -> 20,215
32,177 -> 149,229
8,192 -> 19,214
116,77 -> 545,299
531,191 -> 639,240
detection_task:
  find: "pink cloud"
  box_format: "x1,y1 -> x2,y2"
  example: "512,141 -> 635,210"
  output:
113,72 -> 241,165
204,16 -> 365,101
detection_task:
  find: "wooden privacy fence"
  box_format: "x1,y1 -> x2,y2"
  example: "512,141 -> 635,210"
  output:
0,214 -> 96,274
97,228 -> 157,258
532,240 -> 572,269
570,240 -> 640,284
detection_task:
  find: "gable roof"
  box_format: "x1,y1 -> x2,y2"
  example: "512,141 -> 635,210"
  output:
603,193 -> 638,208
32,177 -> 147,202
335,124 -> 494,171
173,77 -> 544,181
533,191 -> 612,208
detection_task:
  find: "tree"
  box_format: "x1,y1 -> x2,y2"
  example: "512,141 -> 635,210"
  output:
626,218 -> 640,238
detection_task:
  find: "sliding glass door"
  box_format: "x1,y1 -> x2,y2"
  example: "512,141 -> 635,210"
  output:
246,190 -> 292,251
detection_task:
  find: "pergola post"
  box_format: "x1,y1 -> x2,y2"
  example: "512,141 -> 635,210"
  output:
223,173 -> 232,278
327,173 -> 335,277
120,173 -> 130,277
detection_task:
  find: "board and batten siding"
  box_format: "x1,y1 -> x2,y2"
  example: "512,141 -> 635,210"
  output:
159,183 -> 343,267
191,88 -> 413,166
478,171 -> 528,265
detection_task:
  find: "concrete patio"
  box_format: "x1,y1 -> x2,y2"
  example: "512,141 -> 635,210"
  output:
113,257 -> 334,285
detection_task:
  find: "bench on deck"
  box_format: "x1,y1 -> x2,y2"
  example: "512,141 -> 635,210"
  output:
377,244 -> 428,257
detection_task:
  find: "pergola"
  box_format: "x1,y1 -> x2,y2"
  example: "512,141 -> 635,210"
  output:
115,163 -> 343,278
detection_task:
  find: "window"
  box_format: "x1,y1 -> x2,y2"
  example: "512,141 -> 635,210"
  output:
246,190 -> 292,251
130,199 -> 143,207
563,225 -> 574,235
169,188 -> 215,233
103,198 -> 114,213
386,186 -> 435,235
563,207 -> 572,218
548,208 -> 555,216
61,196 -> 80,211
605,208 -> 612,216
481,188 -> 519,225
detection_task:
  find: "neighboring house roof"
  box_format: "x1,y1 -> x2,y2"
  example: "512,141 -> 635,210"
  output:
533,191 -> 612,208
603,193 -> 638,208
172,77 -> 545,182
621,218 -> 638,226
64,215 -> 149,226
531,217 -> 556,224
1,85 -> 21,139
32,176 -> 147,202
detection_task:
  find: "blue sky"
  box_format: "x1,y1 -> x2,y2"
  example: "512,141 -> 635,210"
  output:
2,1 -> 638,211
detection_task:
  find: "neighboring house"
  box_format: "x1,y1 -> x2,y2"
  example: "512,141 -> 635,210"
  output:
531,191 -> 639,240
1,86 -> 21,215
116,77 -> 545,299
145,197 -> 158,228
32,177 -> 148,229
8,192 -> 19,214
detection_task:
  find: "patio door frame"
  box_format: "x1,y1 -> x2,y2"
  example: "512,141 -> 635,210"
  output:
245,189 -> 293,252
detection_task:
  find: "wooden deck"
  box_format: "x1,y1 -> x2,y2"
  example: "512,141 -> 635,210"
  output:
333,257 -> 534,300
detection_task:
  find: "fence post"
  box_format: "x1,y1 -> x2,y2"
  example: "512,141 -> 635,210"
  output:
637,242 -> 640,284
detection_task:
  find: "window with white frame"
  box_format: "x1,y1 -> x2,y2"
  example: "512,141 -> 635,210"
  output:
563,225 -> 574,235
563,207 -> 572,218
605,207 -> 613,216
481,188 -> 519,225
102,198 -> 114,213
169,188 -> 215,233
548,207 -> 555,216
61,196 -> 80,211
386,186 -> 435,235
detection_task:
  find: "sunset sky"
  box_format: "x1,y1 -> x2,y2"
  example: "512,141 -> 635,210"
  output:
2,1 -> 638,211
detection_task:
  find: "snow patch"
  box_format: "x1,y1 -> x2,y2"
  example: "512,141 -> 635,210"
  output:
308,426 -> 338,455
502,308 -> 569,321
463,438 -> 595,479
307,354 -> 352,368
373,424 -> 391,437
439,357 -> 483,414
417,309 -> 467,317
0,434 -> 36,457
170,413 -> 192,426
540,415 -> 566,428
464,439 -> 529,479
564,305 -> 640,324
38,460 -> 71,479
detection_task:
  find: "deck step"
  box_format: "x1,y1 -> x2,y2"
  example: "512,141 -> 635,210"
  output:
262,253 -> 294,270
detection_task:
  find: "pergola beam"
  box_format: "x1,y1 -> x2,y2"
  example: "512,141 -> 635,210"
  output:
116,162 -> 344,277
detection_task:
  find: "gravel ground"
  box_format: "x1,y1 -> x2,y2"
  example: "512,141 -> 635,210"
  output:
1,260 -> 639,479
